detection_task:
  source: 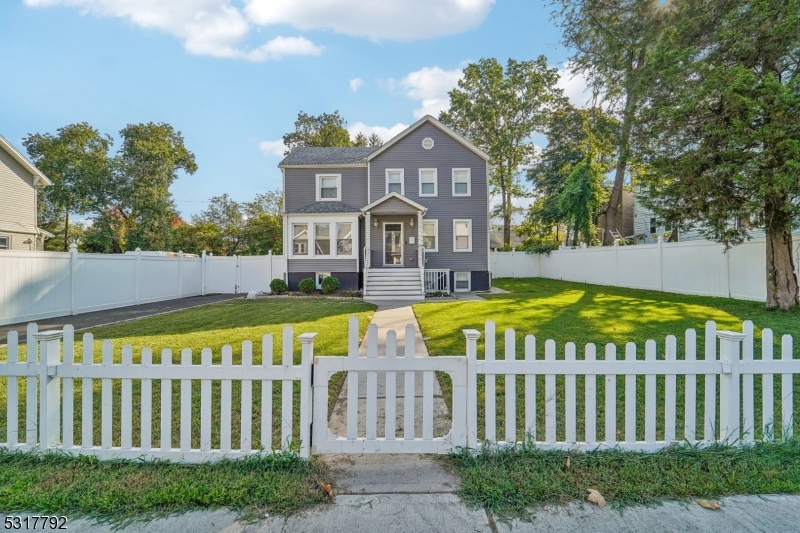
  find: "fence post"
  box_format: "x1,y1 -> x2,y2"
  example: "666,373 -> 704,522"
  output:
658,236 -> 664,292
178,251 -> 183,298
235,254 -> 241,294
463,328 -> 481,450
298,332 -> 317,459
34,329 -> 63,450
717,330 -> 745,443
135,247 -> 142,305
201,250 -> 207,296
268,250 -> 273,289
581,242 -> 587,283
614,239 -> 619,287
69,243 -> 77,315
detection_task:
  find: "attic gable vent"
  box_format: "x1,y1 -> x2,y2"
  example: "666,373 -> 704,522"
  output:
422,137 -> 434,150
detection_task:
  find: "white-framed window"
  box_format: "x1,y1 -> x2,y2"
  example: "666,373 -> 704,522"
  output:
316,272 -> 331,289
316,174 -> 341,201
419,168 -> 437,197
422,220 -> 438,252
454,272 -> 471,292
453,219 -> 472,252
386,169 -> 404,195
315,223 -> 331,255
293,224 -> 308,255
336,222 -> 353,255
452,168 -> 471,196
0,236 -> 9,250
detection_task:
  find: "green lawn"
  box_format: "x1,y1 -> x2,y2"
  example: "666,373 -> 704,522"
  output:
414,278 -> 800,442
1,298 -> 375,451
452,441 -> 800,519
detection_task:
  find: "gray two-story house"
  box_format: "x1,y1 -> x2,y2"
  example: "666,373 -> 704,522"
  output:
279,115 -> 491,300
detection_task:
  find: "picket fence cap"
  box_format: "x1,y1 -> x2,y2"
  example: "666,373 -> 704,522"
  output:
33,330 -> 64,341
716,330 -> 747,342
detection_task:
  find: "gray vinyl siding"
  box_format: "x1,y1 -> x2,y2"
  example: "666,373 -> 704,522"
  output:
0,147 -> 40,250
287,258 -> 358,273
633,195 -> 707,242
369,218 -> 421,269
284,166 -> 367,211
369,196 -> 419,214
369,122 -> 489,271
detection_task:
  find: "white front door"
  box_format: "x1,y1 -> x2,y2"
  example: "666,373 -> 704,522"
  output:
383,223 -> 403,266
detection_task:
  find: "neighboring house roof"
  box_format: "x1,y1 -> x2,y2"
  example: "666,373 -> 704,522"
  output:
279,146 -> 377,167
286,202 -> 363,215
366,115 -> 490,162
362,192 -> 428,214
490,227 -> 525,249
0,134 -> 53,186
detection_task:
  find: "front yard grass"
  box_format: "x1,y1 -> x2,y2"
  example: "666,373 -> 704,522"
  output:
452,440 -> 800,519
0,449 -> 331,524
414,278 -> 800,442
0,298 -> 375,452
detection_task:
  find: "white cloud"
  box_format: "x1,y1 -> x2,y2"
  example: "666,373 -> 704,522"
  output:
349,77 -> 364,93
398,66 -> 464,119
348,122 -> 408,143
24,0 -> 322,62
244,0 -> 495,41
557,63 -> 592,108
258,139 -> 286,156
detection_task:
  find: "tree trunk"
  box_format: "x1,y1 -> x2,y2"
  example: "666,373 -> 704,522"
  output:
765,226 -> 798,311
603,91 -> 636,245
503,186 -> 511,248
63,209 -> 70,252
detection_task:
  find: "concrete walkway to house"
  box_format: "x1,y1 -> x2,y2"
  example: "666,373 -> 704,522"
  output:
0,294 -> 239,345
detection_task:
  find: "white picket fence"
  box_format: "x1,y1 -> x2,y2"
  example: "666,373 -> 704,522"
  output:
1,317 -> 798,461
490,234 -> 800,302
0,248 -> 285,326
1,323 -> 312,461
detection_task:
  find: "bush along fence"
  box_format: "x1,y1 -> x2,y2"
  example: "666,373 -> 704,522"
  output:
0,247 -> 285,326
0,317 -> 798,462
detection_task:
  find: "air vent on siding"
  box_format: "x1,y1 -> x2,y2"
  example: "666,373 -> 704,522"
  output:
422,137 -> 434,150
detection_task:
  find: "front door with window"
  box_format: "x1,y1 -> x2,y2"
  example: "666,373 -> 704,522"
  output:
384,223 -> 403,266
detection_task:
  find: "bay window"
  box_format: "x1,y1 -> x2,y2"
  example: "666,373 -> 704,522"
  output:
293,225 -> 308,255
315,223 -> 331,255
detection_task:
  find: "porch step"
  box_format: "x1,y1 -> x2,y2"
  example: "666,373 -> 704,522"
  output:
364,268 -> 424,299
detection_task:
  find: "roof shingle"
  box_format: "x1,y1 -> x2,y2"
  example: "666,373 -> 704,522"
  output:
286,202 -> 363,215
279,146 -> 377,166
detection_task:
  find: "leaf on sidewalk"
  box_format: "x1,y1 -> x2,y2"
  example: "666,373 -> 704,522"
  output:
318,481 -> 333,496
695,499 -> 720,510
587,489 -> 606,508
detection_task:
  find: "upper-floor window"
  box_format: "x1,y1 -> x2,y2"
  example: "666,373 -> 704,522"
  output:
316,174 -> 341,201
453,219 -> 472,252
419,169 -> 437,197
423,220 -> 438,252
293,224 -> 308,255
452,168 -> 471,196
337,223 -> 353,255
386,169 -> 404,195
0,236 -> 9,250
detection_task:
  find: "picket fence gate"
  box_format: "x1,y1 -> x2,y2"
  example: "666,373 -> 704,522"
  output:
1,317 -> 798,462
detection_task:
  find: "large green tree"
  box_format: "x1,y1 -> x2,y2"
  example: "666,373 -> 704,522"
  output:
23,123 -> 112,250
552,0 -> 665,244
638,0 -> 800,310
282,111 -> 354,154
439,57 -> 565,246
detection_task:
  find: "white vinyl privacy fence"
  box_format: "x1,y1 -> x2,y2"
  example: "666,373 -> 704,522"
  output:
1,317 -> 798,461
0,247 -> 284,326
490,234 -> 800,302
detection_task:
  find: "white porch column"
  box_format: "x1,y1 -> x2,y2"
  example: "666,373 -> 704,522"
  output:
364,211 -> 371,296
418,211 -> 424,293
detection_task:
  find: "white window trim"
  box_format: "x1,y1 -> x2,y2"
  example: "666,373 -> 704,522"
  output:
315,272 -> 331,289
385,168 -> 404,196
335,221 -> 354,257
422,219 -> 439,253
452,168 -> 472,197
453,219 -> 473,253
454,272 -> 471,292
418,168 -> 438,197
316,173 -> 342,202
0,235 -> 10,250
287,215 -> 359,259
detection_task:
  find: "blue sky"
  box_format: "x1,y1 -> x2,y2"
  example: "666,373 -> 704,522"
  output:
0,0 -> 587,220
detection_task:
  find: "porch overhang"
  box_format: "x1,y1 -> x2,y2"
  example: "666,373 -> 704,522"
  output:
361,192 -> 427,216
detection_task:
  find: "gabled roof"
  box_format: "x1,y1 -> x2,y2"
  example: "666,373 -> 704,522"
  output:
362,192 -> 427,213
286,202 -> 363,215
279,146 -> 377,167
365,115 -> 490,162
0,134 -> 52,186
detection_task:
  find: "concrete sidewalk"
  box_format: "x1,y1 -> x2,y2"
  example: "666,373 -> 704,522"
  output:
5,493 -> 799,532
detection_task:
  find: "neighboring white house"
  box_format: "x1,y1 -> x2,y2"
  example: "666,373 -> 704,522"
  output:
0,134 -> 52,250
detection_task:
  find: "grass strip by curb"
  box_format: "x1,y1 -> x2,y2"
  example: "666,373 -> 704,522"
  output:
450,440 -> 800,520
0,448 -> 332,525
